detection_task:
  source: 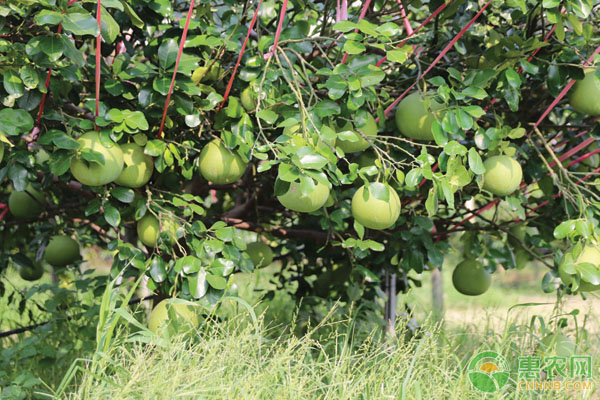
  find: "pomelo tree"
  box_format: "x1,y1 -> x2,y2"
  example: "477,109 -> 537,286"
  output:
1,0 -> 600,335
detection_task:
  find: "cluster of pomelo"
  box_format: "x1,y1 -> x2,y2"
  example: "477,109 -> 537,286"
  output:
449,67 -> 600,296
7,186 -> 81,280
69,131 -> 154,188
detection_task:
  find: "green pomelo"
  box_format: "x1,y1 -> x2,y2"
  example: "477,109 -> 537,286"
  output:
70,131 -> 124,186
351,183 -> 401,230
43,235 -> 81,267
8,186 -> 45,219
569,69 -> 600,116
558,245 -> 600,292
335,111 -> 378,154
246,241 -> 274,268
148,299 -> 199,334
482,155 -> 523,196
452,259 -> 492,296
277,180 -> 330,213
17,260 -> 44,281
198,139 -> 247,184
137,214 -> 179,247
395,92 -> 444,141
114,143 -> 154,188
240,86 -> 257,112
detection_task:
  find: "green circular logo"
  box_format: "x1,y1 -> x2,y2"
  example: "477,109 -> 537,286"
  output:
467,351 -> 510,393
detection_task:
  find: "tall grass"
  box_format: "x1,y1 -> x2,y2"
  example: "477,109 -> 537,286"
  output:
59,300 -> 598,400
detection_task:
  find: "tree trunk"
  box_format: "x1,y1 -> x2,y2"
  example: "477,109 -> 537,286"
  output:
384,270 -> 397,338
431,267 -> 444,322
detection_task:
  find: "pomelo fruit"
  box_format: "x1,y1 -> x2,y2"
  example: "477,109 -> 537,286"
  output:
582,141 -> 600,168
114,143 -> 154,188
198,139 -> 247,184
277,180 -> 330,213
351,182 -> 401,230
137,214 -> 179,247
240,86 -> 257,112
558,245 -> 600,292
482,155 -> 522,196
8,186 -> 45,219
452,259 -> 491,296
70,131 -> 124,186
394,92 -> 444,141
148,299 -> 199,334
335,110 -> 378,154
17,260 -> 44,281
43,235 -> 81,267
569,68 -> 600,116
246,241 -> 274,268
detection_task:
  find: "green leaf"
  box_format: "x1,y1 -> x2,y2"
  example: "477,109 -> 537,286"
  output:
425,187 -> 438,217
468,148 -> 485,174
365,239 -> 385,251
206,273 -> 227,290
158,39 -> 178,69
358,65 -> 385,87
152,76 -> 171,96
505,68 -> 521,89
356,19 -> 379,37
85,198 -> 102,216
49,151 -> 73,176
103,204 -> 121,227
111,187 -> 135,203
542,0 -> 560,7
577,263 -> 600,285
34,10 -> 63,25
332,21 -> 356,32
456,109 -> 473,131
80,148 -> 106,165
462,105 -> 485,119
40,36 -> 64,60
444,141 -> 468,156
62,12 -> 99,36
100,6 -> 120,44
175,256 -> 202,274
508,127 -> 526,139
296,147 -> 328,169
344,40 -> 365,55
149,257 -> 167,283
60,35 -> 85,67
4,70 -> 24,96
519,59 -> 539,74
19,65 -> 39,89
0,109 -> 34,135
120,0 -> 144,28
387,49 -> 410,63
187,271 -> 208,299
554,220 -> 576,239
256,109 -> 278,124
145,140 -> 166,156
368,182 -> 390,201
376,22 -> 400,36
313,100 -> 340,118
53,134 -> 80,150
461,86 -> 488,99
405,168 -> 422,188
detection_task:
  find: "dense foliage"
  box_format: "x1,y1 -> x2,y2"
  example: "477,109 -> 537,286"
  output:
1,0 -> 600,336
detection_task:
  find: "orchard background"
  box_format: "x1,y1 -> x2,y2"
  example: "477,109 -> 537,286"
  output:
1,0 -> 600,398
